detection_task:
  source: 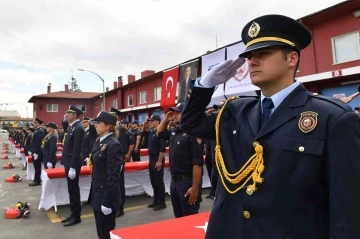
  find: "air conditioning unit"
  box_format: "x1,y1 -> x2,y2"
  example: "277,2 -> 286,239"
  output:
353,9 -> 360,18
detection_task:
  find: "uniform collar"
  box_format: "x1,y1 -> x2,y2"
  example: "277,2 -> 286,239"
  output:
69,119 -> 80,127
260,81 -> 299,112
100,132 -> 113,142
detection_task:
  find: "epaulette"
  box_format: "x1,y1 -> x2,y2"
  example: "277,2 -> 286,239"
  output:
309,92 -> 352,111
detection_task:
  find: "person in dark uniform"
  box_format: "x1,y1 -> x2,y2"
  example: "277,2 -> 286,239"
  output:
88,111 -> 123,239
142,115 -> 167,211
61,105 -> 84,227
180,14 -> 360,239
109,108 -> 134,217
81,116 -> 90,166
58,127 -> 64,144
42,122 -> 58,169
157,103 -> 203,218
28,118 -> 45,186
130,120 -> 141,161
23,127 -> 34,170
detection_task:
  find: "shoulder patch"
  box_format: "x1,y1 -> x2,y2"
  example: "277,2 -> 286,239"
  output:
310,93 -> 352,111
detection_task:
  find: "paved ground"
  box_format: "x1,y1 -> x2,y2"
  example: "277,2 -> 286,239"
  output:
0,149 -> 214,239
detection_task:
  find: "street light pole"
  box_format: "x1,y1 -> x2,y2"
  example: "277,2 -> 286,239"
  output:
77,69 -> 106,110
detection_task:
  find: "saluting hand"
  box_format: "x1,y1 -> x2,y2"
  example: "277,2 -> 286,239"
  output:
165,111 -> 175,121
184,187 -> 199,205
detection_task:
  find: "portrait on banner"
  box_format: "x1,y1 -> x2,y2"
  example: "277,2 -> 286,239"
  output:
177,60 -> 199,103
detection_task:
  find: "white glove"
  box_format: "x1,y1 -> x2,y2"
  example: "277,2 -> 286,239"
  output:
47,162 -> 53,168
28,151 -> 32,156
84,157 -> 89,163
101,205 -> 112,215
68,168 -> 76,180
33,153 -> 38,160
198,56 -> 246,88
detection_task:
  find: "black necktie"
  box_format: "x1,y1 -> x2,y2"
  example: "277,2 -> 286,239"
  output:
260,98 -> 274,128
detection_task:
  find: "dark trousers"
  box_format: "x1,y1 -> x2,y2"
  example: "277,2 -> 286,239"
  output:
65,167 -> 81,218
149,158 -> 165,205
33,154 -> 43,183
205,151 -> 214,195
94,210 -> 116,239
211,164 -> 218,195
170,177 -> 201,218
131,151 -> 140,162
119,162 -> 125,210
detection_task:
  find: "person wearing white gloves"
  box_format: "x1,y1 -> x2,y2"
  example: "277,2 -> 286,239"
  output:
41,122 -> 58,169
60,105 -> 85,227
180,14 -> 360,239
28,118 -> 45,186
88,111 -> 123,239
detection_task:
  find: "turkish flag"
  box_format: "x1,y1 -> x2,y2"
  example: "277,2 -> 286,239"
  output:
160,66 -> 179,112
110,212 -> 210,239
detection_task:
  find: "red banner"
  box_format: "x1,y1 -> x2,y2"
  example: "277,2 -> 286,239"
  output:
160,66 -> 179,112
110,212 -> 210,239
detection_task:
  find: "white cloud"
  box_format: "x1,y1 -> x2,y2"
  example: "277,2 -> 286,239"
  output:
0,0 -> 345,117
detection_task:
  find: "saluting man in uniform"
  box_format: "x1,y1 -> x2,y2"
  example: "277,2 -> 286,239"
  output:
157,102 -> 204,218
28,118 -> 45,186
180,14 -> 360,239
61,105 -> 84,227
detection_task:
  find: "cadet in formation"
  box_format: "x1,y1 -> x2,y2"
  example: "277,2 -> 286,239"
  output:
180,14 -> 360,239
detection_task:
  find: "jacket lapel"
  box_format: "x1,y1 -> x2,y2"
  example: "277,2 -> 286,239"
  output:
255,84 -> 309,140
91,134 -> 113,154
247,100 -> 261,136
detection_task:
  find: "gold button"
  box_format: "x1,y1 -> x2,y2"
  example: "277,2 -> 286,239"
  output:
243,211 -> 250,218
313,93 -> 318,96
299,146 -> 305,152
233,130 -> 236,134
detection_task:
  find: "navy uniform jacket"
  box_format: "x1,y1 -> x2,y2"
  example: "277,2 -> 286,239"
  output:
158,127 -> 203,174
30,127 -> 45,156
144,130 -> 166,159
117,126 -> 135,157
81,129 -> 90,161
89,134 -> 123,212
41,134 -> 57,165
61,120 -> 84,169
180,83 -> 360,239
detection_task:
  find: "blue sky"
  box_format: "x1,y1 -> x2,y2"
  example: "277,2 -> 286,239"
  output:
0,0 -> 345,118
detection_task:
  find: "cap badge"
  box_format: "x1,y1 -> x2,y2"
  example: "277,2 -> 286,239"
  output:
248,21 -> 260,38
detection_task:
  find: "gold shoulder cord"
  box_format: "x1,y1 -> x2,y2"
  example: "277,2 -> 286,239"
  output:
215,97 -> 265,195
62,133 -> 67,145
87,135 -> 101,173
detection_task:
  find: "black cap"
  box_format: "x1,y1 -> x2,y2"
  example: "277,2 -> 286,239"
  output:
110,107 -> 121,116
82,116 -> 90,123
90,111 -> 117,125
355,107 -> 360,111
25,123 -> 30,128
169,103 -> 185,112
28,127 -> 34,132
45,122 -> 58,129
240,14 -> 312,57
66,105 -> 83,117
121,119 -> 129,124
132,120 -> 139,125
147,115 -> 161,122
34,118 -> 43,124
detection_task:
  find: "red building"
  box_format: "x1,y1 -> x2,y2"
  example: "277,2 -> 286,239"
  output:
28,0 -> 360,124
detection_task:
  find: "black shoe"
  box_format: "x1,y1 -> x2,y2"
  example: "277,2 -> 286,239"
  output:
153,204 -> 167,211
61,214 -> 73,223
205,194 -> 213,199
115,209 -> 124,218
147,202 -> 157,208
63,217 -> 81,227
28,182 -> 41,186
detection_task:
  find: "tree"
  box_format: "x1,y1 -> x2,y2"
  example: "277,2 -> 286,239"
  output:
68,76 -> 81,92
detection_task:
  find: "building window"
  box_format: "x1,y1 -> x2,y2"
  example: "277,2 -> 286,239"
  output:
128,95 -> 134,106
112,99 -> 118,109
140,91 -> 147,104
75,105 -> 86,112
46,104 -> 58,112
154,87 -> 161,101
332,31 -> 360,64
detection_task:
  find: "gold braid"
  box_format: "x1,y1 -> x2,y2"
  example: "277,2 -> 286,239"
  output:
215,96 -> 265,195
87,135 -> 101,173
